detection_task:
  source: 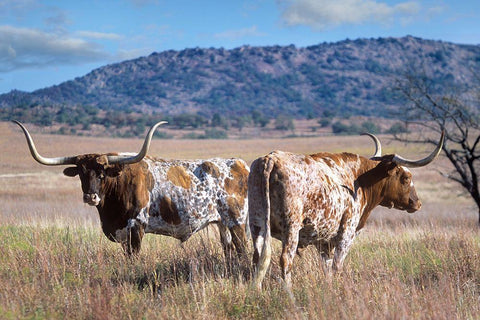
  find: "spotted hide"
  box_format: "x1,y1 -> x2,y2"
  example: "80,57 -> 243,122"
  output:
249,132 -> 444,289
13,121 -> 249,261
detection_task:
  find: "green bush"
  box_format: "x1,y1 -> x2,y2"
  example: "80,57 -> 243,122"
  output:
274,115 -> 295,131
332,121 -> 361,135
361,121 -> 380,134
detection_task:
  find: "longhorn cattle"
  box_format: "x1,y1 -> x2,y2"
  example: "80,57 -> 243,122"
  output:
13,121 -> 249,260
248,131 -> 444,289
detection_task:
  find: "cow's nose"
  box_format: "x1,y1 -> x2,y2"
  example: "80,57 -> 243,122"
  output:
83,193 -> 100,206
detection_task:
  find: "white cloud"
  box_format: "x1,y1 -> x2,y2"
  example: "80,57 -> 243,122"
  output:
75,31 -> 123,40
279,0 -> 421,30
427,5 -> 447,21
395,2 -> 420,15
214,26 -> 267,40
115,48 -> 152,61
0,25 -> 110,72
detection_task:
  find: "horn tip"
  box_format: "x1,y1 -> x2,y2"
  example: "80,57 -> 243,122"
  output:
360,132 -> 375,137
11,120 -> 27,131
154,121 -> 168,127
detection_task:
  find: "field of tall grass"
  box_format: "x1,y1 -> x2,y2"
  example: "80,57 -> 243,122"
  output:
1,121 -> 479,319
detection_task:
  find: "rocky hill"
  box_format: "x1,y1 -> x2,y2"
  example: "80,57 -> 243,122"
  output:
1,36 -> 479,136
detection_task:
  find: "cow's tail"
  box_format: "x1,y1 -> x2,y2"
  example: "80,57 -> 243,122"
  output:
249,155 -> 274,290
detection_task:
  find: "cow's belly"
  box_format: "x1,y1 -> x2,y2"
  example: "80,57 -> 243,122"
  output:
144,215 -> 212,241
297,220 -> 340,247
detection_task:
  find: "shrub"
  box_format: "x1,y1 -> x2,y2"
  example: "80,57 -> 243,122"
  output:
387,122 -> 409,134
318,118 -> 331,128
274,115 -> 295,131
332,121 -> 361,135
361,121 -> 380,134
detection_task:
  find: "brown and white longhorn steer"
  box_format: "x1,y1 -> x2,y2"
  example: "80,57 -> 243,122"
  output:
14,121 -> 249,260
248,131 -> 444,289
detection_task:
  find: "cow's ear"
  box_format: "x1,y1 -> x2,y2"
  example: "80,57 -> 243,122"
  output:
385,162 -> 398,176
372,154 -> 394,162
63,167 -> 79,177
105,165 -> 123,177
374,156 -> 397,177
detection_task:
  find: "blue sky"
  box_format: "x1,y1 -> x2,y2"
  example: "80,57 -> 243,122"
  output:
1,0 -> 479,94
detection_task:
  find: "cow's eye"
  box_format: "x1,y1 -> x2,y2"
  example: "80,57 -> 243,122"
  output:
401,176 -> 410,185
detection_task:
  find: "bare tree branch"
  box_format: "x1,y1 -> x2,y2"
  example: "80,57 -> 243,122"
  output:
395,67 -> 480,225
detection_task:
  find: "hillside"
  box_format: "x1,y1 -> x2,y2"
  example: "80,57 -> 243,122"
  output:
1,36 -> 479,136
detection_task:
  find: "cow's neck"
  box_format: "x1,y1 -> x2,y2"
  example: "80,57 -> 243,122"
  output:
355,158 -> 390,230
97,163 -> 151,217
98,175 -> 119,203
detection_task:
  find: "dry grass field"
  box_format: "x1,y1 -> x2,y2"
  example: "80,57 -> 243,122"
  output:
0,121 -> 479,319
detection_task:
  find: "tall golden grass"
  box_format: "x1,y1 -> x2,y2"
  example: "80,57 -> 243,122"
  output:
1,121 -> 479,319
0,224 -> 478,319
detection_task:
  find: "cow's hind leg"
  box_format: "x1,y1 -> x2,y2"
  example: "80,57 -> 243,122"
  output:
251,221 -> 271,289
230,224 -> 251,280
280,226 -> 300,289
217,223 -> 235,264
230,224 -> 248,260
331,213 -> 358,273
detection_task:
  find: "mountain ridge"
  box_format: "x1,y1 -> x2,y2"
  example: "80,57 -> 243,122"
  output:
1,36 -> 479,132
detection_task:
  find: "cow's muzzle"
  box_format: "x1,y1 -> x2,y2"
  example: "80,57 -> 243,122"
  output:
407,200 -> 421,213
83,193 -> 101,206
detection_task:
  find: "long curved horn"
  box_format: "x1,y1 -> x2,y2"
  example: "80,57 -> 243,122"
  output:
392,130 -> 445,168
12,120 -> 77,166
361,132 -> 382,158
107,121 -> 167,165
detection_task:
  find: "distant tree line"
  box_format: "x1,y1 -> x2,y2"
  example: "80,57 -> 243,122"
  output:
331,121 -> 407,135
1,100 -> 411,138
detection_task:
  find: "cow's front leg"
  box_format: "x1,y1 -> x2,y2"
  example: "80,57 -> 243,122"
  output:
122,219 -> 145,256
314,241 -> 334,276
280,226 -> 300,288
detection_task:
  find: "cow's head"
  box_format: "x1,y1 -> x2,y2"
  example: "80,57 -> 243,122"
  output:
62,154 -> 124,206
13,120 -> 166,206
374,159 -> 421,213
362,131 -> 444,213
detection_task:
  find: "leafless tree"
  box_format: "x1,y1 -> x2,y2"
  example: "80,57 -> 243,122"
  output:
394,69 -> 480,225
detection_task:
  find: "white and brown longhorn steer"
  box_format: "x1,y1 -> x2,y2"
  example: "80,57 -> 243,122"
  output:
14,121 -> 249,260
248,132 -> 444,289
